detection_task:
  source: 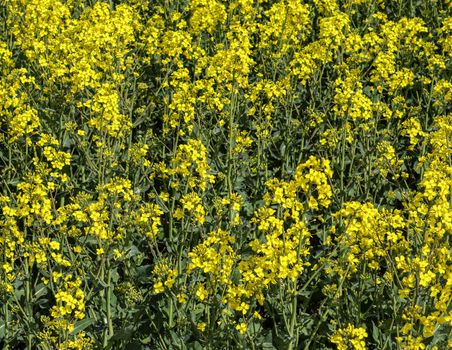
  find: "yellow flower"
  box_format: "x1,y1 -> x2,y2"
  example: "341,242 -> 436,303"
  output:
330,324 -> 368,350
113,249 -> 122,259
176,293 -> 187,304
235,322 -> 247,334
49,241 -> 60,250
153,281 -> 164,294
196,284 -> 209,301
197,322 -> 207,332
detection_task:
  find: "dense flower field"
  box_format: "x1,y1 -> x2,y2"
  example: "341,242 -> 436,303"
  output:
1,0 -> 452,348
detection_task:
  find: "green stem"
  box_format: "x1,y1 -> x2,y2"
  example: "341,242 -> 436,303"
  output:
24,258 -> 33,350
227,84 -> 237,196
107,267 -> 114,337
168,297 -> 174,328
287,285 -> 298,350
3,302 -> 9,350
340,122 -> 347,205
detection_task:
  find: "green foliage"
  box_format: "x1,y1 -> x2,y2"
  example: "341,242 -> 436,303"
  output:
1,0 -> 452,349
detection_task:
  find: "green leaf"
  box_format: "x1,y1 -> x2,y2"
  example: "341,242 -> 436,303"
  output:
33,283 -> 48,300
72,318 -> 95,335
371,321 -> 381,346
0,320 -> 5,339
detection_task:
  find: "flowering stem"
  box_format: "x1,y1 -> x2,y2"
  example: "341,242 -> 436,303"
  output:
3,302 -> 9,349
287,284 -> 298,350
24,258 -> 33,349
106,264 -> 114,339
227,84 -> 237,196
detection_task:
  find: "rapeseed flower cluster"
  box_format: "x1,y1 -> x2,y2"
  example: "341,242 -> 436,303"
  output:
330,324 -> 368,350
